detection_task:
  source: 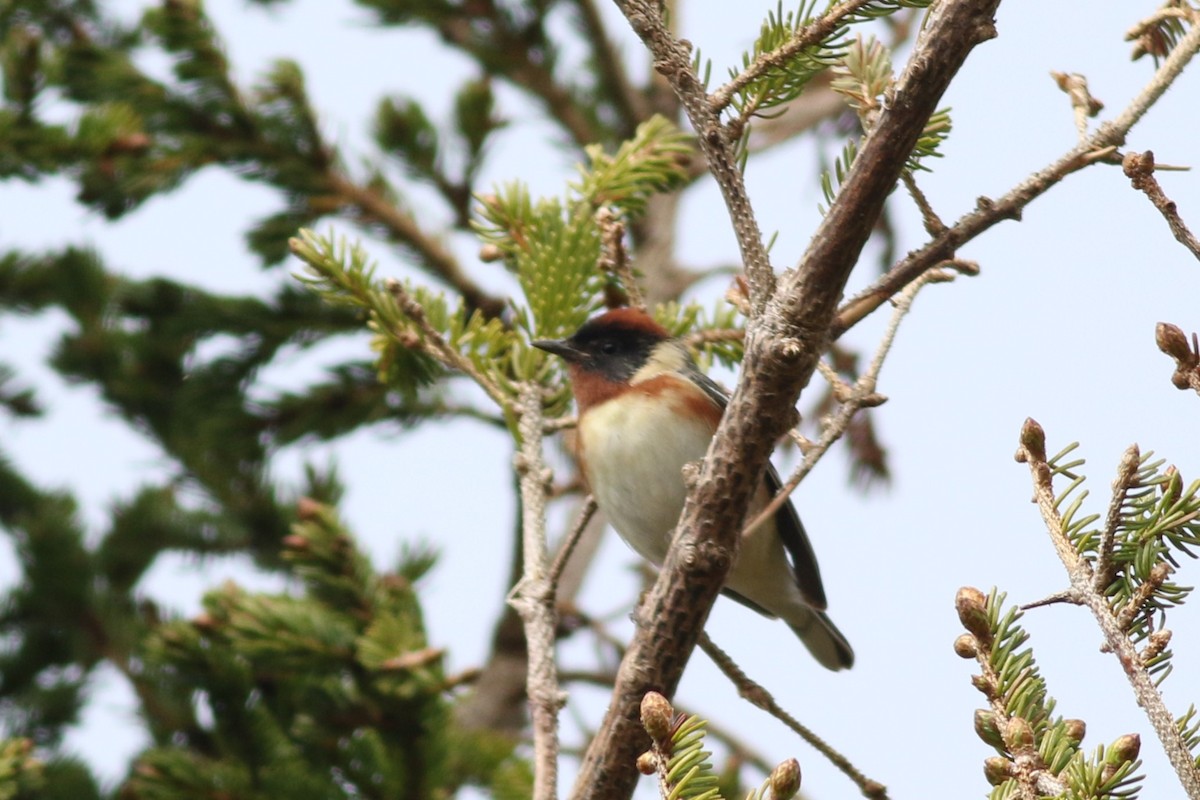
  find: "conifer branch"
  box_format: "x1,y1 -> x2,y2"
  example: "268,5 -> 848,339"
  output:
709,0 -> 875,114
430,7 -> 602,146
833,13 -> 1200,339
381,279 -> 510,410
1014,419 -> 1200,799
953,587 -> 1145,800
509,382 -> 567,800
571,0 -> 651,133
327,173 -> 506,318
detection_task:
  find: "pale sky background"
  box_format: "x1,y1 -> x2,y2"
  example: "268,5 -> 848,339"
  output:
2,1 -> 1199,799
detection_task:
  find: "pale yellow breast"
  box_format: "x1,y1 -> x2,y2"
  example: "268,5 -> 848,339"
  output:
579,389 -> 713,564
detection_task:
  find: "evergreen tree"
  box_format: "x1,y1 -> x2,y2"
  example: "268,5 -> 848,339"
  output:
2,2 -> 1199,799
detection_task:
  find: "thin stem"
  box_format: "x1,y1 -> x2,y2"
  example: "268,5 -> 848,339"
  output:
383,279 -> 509,410
697,632 -> 888,800
549,497 -> 598,589
509,383 -> 566,800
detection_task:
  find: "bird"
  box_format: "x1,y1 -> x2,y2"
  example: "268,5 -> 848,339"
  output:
533,307 -> 853,670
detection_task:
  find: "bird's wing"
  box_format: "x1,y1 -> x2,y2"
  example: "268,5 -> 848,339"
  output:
763,461 -> 828,610
685,365 -> 829,611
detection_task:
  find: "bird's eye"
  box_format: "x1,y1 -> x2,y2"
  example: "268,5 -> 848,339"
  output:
599,340 -> 618,355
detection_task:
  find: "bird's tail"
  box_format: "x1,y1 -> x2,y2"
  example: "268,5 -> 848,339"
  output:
786,609 -> 854,671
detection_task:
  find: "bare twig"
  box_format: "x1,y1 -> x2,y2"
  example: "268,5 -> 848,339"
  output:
744,268 -> 943,535
1019,589 -> 1081,611
509,382 -> 567,800
549,497 -> 598,589
697,632 -> 889,800
1014,418 -> 1200,799
1122,150 -> 1200,262
900,171 -> 947,236
834,17 -> 1200,339
1051,71 -> 1104,142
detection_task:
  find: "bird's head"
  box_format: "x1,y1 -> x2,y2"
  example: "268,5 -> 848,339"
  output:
533,308 -> 687,410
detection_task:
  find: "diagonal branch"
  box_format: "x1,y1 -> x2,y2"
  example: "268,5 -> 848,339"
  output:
570,3 -> 1002,798
571,0 -> 652,136
698,632 -> 889,800
833,14 -> 1200,338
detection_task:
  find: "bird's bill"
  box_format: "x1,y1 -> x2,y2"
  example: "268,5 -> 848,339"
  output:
531,338 -> 582,361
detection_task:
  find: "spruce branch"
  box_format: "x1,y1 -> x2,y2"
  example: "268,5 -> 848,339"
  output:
697,633 -> 888,800
324,171 -> 506,318
1014,420 -> 1200,798
509,382 -> 566,800
291,228 -> 515,408
953,587 -> 1145,800
1121,150 -> 1200,262
710,0 -> 875,115
382,278 -> 510,409
833,13 -> 1200,339
410,3 -> 605,147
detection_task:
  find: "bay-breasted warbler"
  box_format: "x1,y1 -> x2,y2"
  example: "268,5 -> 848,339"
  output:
534,308 -> 853,670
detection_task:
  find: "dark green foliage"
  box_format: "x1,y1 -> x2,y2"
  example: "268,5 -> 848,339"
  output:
0,242 -> 499,794
122,502 -> 528,799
